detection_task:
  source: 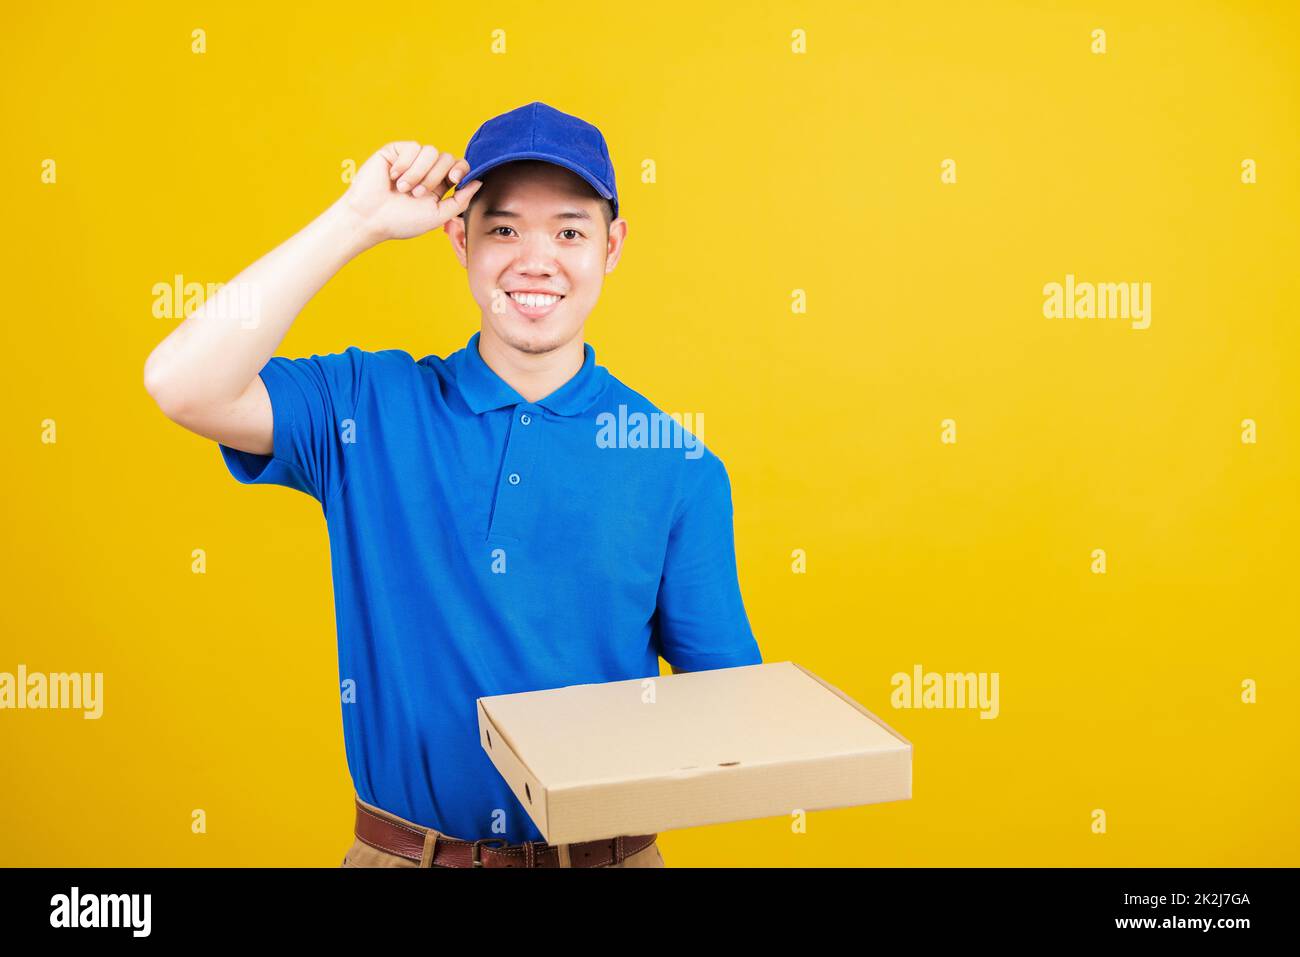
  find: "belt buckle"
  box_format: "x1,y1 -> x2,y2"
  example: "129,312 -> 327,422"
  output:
470,837 -> 510,868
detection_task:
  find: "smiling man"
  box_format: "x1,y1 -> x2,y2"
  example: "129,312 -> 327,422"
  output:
143,101 -> 762,868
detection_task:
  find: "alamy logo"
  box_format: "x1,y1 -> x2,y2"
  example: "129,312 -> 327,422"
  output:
595,404 -> 704,459
891,664 -> 1000,719
1043,273 -> 1151,329
50,887 -> 151,937
152,274 -> 261,327
0,665 -> 103,719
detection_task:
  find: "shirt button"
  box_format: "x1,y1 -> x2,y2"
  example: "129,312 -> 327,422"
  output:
520,413 -> 532,426
508,472 -> 521,486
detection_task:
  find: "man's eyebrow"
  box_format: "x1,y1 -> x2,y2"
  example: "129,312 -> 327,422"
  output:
482,207 -> 592,221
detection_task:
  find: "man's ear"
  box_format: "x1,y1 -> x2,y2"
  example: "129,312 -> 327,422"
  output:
444,214 -> 468,268
604,216 -> 628,274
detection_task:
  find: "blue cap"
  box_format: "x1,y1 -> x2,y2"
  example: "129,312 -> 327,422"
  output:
458,101 -> 618,219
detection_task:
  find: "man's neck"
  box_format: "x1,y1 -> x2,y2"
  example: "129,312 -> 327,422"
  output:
476,325 -> 586,404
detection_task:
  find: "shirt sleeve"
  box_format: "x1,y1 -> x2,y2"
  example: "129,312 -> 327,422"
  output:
218,346 -> 367,506
654,450 -> 764,672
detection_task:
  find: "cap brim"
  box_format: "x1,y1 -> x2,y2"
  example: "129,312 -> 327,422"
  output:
455,151 -> 615,208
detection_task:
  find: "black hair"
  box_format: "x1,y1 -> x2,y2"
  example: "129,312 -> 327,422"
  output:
460,161 -> 614,232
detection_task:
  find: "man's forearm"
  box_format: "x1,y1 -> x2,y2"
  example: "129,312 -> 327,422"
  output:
143,197 -> 377,414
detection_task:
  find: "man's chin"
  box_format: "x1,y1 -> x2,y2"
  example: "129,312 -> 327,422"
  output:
494,319 -> 577,356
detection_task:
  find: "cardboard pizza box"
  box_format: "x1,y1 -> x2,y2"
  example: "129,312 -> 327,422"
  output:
476,660 -> 912,845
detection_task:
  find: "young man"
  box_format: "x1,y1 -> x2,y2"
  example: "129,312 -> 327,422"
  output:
144,101 -> 762,868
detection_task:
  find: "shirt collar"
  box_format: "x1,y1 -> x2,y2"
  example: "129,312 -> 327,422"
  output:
455,331 -> 610,417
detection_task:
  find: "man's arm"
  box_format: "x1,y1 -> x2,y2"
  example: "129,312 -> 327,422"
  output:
655,451 -> 764,672
144,200 -> 374,455
143,142 -> 481,454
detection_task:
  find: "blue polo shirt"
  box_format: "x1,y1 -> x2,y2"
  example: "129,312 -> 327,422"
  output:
219,331 -> 762,843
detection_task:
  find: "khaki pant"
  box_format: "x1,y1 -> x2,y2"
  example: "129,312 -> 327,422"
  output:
342,796 -> 666,868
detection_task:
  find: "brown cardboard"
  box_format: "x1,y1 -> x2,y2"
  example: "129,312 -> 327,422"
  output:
476,660 -> 912,844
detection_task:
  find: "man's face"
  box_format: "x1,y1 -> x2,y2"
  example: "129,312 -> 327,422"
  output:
446,161 -> 624,356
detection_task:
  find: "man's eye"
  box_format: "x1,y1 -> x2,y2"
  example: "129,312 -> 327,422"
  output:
489,226 -> 581,239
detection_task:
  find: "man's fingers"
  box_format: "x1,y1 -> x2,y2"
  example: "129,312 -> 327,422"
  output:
397,145 -> 440,194
379,142 -> 411,167
439,179 -> 482,217
411,152 -> 459,198
385,141 -> 422,182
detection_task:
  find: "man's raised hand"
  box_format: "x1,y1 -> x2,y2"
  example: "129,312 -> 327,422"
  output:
342,141 -> 483,242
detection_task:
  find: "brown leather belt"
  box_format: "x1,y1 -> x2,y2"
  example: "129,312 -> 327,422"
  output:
354,798 -> 656,868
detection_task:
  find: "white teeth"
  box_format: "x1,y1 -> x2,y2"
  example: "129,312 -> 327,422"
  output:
510,291 -> 561,308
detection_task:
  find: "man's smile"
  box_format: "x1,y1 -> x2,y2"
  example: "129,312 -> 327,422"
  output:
506,288 -> 565,318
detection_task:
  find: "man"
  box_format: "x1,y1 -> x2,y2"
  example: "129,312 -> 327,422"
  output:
143,101 -> 762,868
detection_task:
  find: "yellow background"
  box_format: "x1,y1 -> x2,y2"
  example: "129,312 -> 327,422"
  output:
2,1 -> 1296,866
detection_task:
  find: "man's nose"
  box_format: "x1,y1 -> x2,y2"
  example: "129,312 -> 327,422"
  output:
513,233 -> 559,272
